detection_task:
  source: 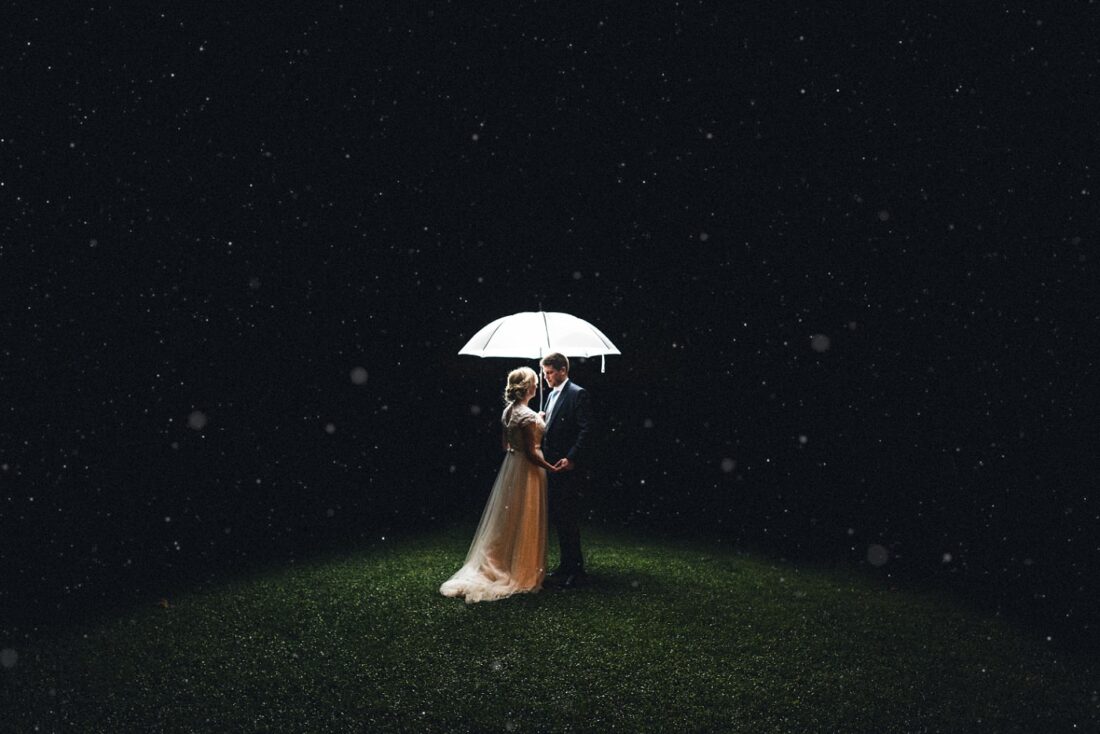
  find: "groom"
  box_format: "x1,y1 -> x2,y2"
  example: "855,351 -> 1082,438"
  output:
539,352 -> 592,589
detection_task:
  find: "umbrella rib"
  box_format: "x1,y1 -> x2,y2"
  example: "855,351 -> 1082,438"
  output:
541,311 -> 551,353
481,319 -> 507,353
588,326 -> 615,352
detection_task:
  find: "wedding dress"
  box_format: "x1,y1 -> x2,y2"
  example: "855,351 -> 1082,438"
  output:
440,403 -> 548,603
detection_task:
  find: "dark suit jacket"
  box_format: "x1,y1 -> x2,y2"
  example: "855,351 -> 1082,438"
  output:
541,380 -> 592,467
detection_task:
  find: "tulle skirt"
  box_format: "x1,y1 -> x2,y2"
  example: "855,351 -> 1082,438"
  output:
440,450 -> 548,603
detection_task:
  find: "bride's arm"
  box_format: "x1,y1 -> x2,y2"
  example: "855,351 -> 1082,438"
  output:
520,423 -> 556,471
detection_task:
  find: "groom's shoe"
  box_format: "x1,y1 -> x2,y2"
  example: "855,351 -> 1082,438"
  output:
558,571 -> 588,589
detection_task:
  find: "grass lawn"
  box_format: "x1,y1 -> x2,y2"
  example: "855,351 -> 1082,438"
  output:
3,525 -> 1096,733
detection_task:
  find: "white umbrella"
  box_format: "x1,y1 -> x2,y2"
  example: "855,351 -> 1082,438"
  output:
458,310 -> 621,408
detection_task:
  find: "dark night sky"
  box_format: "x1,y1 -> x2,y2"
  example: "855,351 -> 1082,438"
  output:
1,4 -> 1097,649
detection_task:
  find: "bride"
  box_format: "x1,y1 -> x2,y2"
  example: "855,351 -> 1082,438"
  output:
440,367 -> 560,603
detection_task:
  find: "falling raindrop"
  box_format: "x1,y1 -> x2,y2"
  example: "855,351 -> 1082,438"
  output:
867,544 -> 889,567
0,649 -> 16,669
188,411 -> 207,430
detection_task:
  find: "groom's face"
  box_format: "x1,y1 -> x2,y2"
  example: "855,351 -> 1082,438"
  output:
542,365 -> 566,389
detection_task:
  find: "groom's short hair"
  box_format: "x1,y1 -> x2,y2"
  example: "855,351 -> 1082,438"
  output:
540,352 -> 569,373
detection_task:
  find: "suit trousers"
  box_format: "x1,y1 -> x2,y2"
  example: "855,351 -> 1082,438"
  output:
548,469 -> 584,573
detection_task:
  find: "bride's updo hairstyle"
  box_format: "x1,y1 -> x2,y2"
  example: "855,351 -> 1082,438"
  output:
504,366 -> 537,403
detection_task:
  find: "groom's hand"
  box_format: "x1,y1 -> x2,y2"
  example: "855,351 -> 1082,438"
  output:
557,458 -> 574,471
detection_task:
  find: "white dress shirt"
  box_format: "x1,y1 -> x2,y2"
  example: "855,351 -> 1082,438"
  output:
544,377 -> 569,424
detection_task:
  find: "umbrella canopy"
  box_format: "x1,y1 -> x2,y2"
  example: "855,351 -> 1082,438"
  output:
459,310 -> 621,410
458,311 -> 621,362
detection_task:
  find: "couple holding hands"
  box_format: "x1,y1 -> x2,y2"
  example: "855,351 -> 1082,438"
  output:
440,352 -> 591,603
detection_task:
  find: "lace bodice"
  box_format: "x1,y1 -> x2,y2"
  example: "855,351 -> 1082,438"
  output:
502,403 -> 545,451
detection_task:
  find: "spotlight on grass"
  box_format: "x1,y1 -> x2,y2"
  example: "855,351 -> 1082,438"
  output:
4,527 -> 1095,732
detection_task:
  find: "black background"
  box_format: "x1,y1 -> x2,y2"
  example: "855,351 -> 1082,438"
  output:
2,3 -> 1096,652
